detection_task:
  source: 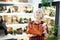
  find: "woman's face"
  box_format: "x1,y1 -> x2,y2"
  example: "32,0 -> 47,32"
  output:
35,11 -> 42,19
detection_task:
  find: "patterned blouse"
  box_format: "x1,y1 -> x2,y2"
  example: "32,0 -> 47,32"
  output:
26,21 -> 49,40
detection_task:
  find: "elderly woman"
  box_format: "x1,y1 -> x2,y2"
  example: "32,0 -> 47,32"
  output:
26,8 -> 49,40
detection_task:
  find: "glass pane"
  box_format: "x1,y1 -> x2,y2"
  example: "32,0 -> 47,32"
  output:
41,6 -> 57,40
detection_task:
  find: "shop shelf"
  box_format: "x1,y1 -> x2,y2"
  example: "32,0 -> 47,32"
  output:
6,23 -> 28,26
44,15 -> 55,20
6,23 -> 28,29
0,2 -> 32,5
0,13 -> 33,16
1,34 -> 29,40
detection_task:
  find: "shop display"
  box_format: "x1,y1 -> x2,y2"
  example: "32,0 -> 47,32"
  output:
23,5 -> 33,13
6,26 -> 27,35
43,18 -> 55,26
41,6 -> 55,25
0,6 -> 7,13
49,9 -> 55,17
7,6 -> 20,13
28,18 -> 31,22
0,0 -> 28,2
10,6 -> 20,13
49,19 -> 55,26
42,6 -> 55,17
43,18 -> 50,24
0,0 -> 57,40
0,1 -> 33,38
24,18 -> 28,23
2,15 -> 32,24
4,15 -> 12,24
7,27 -> 13,34
44,9 -> 50,16
13,30 -> 17,35
17,28 -> 23,34
0,5 -> 33,13
0,0 -> 13,2
23,26 -> 27,32
19,18 -> 24,23
19,17 -> 32,24
19,0 -> 28,2
4,15 -> 19,24
0,6 -> 19,13
11,15 -> 19,24
40,6 -> 56,40
5,0 -> 28,2
23,18 -> 31,23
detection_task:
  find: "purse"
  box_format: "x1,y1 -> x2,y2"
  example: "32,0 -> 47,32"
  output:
26,21 -> 44,36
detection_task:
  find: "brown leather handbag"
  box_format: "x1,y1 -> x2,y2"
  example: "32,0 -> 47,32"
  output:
26,21 -> 44,36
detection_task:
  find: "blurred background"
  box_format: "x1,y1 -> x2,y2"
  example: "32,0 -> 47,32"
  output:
0,0 -> 60,40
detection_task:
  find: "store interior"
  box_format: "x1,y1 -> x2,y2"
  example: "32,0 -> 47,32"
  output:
0,0 -> 59,40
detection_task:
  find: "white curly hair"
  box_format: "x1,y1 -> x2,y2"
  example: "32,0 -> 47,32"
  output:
34,8 -> 44,19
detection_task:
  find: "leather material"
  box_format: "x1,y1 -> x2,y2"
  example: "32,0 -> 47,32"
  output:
26,21 -> 44,36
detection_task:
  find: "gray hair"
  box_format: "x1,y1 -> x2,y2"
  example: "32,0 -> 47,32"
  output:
34,8 -> 44,19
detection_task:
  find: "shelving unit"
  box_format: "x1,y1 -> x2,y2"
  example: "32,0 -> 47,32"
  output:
0,2 -> 32,6
0,13 -> 33,16
6,24 -> 28,30
0,0 -> 58,40
0,0 -> 33,30
0,1 -> 55,28
0,1 -> 34,39
44,15 -> 55,20
0,1 -> 33,40
0,3 -> 55,29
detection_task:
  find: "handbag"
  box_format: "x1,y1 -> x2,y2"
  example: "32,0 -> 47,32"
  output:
26,21 -> 44,36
